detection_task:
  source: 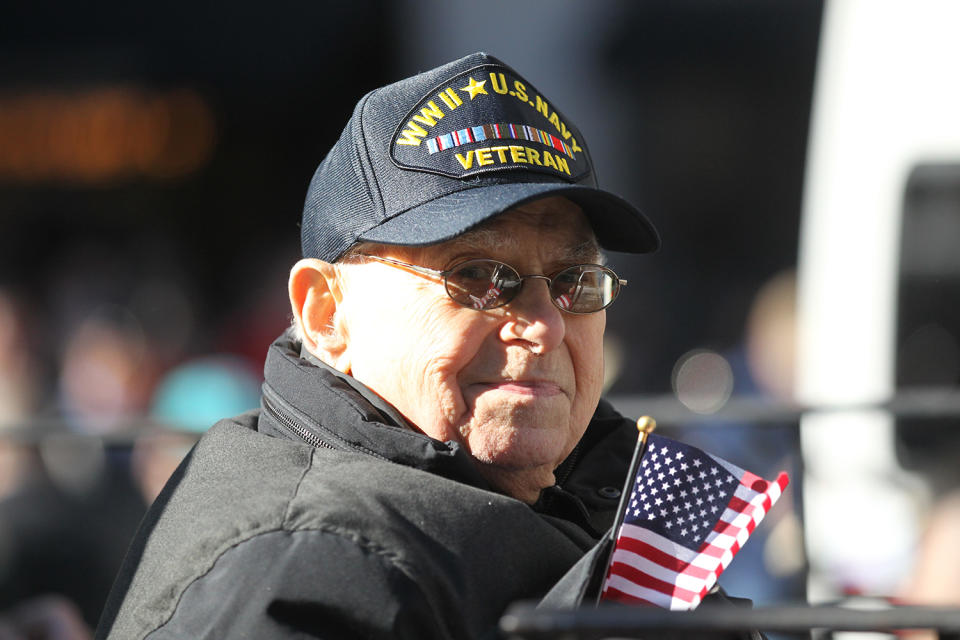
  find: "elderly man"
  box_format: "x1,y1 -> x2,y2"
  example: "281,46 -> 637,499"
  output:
97,53 -> 746,639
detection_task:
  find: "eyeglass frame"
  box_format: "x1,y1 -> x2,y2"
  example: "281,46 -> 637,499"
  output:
353,254 -> 628,314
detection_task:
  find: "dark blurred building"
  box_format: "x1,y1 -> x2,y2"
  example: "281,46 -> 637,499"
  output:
1,0 -> 399,375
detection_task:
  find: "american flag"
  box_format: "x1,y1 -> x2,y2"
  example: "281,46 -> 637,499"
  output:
601,433 -> 789,610
468,282 -> 502,309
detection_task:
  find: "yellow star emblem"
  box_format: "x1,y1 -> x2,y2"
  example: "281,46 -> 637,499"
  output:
460,77 -> 488,100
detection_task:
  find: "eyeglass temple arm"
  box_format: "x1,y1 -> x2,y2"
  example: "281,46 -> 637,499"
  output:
361,255 -> 443,279
357,255 -> 488,300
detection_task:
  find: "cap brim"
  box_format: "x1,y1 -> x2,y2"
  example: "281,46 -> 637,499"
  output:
358,182 -> 660,254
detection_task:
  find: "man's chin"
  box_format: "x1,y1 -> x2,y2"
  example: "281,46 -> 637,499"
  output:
464,425 -> 571,472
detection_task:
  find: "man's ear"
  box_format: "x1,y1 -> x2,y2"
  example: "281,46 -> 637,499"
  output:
289,258 -> 350,372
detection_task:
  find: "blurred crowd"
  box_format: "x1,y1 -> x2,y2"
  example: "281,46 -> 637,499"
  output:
0,242 -> 289,637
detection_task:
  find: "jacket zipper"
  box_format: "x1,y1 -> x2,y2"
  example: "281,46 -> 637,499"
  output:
261,390 -> 336,451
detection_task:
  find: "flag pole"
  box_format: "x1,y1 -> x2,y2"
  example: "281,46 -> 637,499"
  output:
596,416 -> 656,604
607,415 -> 657,547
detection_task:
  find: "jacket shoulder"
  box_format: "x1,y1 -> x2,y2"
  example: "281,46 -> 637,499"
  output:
98,413 -> 316,639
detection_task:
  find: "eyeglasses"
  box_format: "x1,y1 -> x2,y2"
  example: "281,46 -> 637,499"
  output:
357,255 -> 627,314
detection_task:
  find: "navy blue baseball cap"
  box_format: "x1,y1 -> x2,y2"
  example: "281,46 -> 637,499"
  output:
301,52 -> 660,262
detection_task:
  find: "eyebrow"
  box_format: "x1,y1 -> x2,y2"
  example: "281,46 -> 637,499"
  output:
568,238 -> 604,264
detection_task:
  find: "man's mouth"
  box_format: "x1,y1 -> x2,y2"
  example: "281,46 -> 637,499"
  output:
476,380 -> 563,397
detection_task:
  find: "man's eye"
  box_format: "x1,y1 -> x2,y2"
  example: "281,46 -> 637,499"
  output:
456,267 -> 490,281
554,269 -> 582,286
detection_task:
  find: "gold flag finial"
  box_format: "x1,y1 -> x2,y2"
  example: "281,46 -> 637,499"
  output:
635,416 -> 657,458
636,415 -> 657,435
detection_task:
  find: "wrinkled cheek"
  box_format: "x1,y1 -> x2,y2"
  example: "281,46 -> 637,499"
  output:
412,352 -> 470,441
571,335 -> 606,434
430,368 -> 466,427
572,374 -> 604,431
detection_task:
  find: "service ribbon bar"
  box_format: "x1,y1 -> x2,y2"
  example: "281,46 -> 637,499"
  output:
426,122 -> 574,158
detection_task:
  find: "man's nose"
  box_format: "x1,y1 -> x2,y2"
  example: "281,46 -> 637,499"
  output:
498,277 -> 566,354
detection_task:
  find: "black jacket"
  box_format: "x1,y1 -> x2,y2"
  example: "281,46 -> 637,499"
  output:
96,336 -> 744,639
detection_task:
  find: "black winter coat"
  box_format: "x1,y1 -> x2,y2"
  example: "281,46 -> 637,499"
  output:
96,336 -> 750,639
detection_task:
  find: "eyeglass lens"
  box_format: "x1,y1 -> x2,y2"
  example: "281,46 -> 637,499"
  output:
444,259 -> 620,313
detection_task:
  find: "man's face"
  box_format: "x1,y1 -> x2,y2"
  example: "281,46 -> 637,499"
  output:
336,197 -> 606,502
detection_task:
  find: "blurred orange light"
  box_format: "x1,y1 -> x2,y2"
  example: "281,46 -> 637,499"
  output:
0,87 -> 216,185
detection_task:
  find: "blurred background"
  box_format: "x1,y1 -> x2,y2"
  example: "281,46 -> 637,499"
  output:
2,0 -> 959,637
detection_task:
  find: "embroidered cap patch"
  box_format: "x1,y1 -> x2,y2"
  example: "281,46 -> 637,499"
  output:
391,63 -> 591,182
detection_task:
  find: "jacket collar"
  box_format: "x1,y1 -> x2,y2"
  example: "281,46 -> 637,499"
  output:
259,334 -> 490,486
297,342 -> 413,431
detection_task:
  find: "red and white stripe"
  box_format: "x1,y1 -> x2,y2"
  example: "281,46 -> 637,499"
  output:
602,471 -> 789,610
